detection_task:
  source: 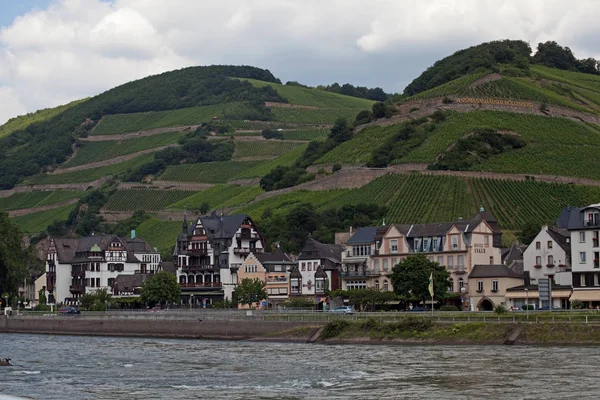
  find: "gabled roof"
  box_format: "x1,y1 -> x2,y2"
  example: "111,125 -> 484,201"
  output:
190,213 -> 251,240
469,264 -> 523,279
125,237 -> 158,253
256,248 -> 291,263
346,226 -> 379,244
298,238 -> 344,262
52,234 -> 157,263
547,227 -> 570,253
502,242 -> 523,265
113,273 -> 150,293
469,208 -> 501,234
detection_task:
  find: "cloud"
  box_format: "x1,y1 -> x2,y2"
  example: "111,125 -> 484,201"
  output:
0,86 -> 27,125
0,0 -> 599,125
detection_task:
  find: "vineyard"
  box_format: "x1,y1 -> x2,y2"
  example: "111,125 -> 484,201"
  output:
91,102 -> 249,135
242,78 -> 374,108
235,144 -> 308,179
0,191 -> 58,211
404,72 -> 488,100
159,160 -> 264,183
233,140 -> 304,159
62,131 -> 187,168
10,203 -> 78,233
24,153 -> 155,185
135,217 -> 183,254
167,185 -> 263,210
237,190 -> 349,219
280,129 -> 329,141
316,124 -> 401,164
270,107 -> 365,124
103,189 -> 198,211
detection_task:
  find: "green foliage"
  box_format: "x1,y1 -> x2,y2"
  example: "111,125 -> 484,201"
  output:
62,131 -> 187,168
140,271 -> 181,306
316,82 -> 389,101
212,299 -> 235,308
354,110 -> 373,126
0,212 -> 30,299
494,304 -> 508,314
372,102 -> 396,119
522,304 -> 535,311
518,220 -> 542,245
390,254 -> 450,300
570,300 -> 585,310
439,305 -> 460,311
270,107 -> 367,124
38,289 -> 47,306
136,217 -> 183,254
320,320 -> 351,339
10,203 -> 78,233
103,189 -> 198,211
261,129 -> 284,140
168,185 -> 263,211
330,289 -> 397,311
279,129 -> 329,141
282,298 -> 316,308
332,163 -> 342,172
160,160 -> 263,183
80,288 -> 112,311
404,39 -> 531,95
259,166 -> 313,191
235,144 -> 308,179
533,41 -> 599,74
233,140 -> 304,159
235,277 -> 267,306
428,129 -> 526,171
0,190 -> 84,211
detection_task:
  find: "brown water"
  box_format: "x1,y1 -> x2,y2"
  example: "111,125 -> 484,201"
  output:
1,333 -> 599,399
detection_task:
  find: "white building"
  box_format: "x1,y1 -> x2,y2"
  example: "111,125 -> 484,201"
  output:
174,212 -> 264,304
45,233 -> 160,304
523,225 -> 572,286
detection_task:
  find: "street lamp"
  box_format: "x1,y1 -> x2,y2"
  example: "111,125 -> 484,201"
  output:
190,294 -> 194,311
525,288 -> 529,320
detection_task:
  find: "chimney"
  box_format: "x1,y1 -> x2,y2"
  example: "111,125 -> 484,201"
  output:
458,217 -> 463,221
349,226 -> 353,233
131,230 -> 136,239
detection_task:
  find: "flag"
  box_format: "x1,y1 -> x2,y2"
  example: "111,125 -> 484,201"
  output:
428,273 -> 434,297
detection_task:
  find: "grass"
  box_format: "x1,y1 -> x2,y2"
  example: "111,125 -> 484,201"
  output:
159,160 -> 264,183
91,102 -> 250,135
0,190 -> 85,211
0,99 -> 87,139
23,153 -> 155,185
280,129 -> 329,141
135,217 -> 183,254
236,190 -> 349,219
103,189 -> 198,211
236,144 -> 308,179
167,185 -> 263,210
242,78 -> 375,108
11,203 -> 78,233
270,107 -> 365,124
233,140 -> 304,159
62,131 -> 187,167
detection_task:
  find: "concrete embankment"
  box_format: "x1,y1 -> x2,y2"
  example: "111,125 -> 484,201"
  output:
0,316 -> 323,341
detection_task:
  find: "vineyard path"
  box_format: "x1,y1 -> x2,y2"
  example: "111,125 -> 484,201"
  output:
83,125 -> 199,141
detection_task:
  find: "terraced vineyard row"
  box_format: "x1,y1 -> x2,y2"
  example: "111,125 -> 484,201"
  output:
0,190 -> 83,211
168,185 -> 263,210
135,217 -> 183,254
236,144 -> 308,179
233,140 -> 304,159
237,190 -> 349,219
281,129 -> 329,140
405,72 -> 488,100
24,153 -> 155,185
103,189 -> 198,211
159,160 -> 264,183
270,107 -> 365,124
10,203 -> 78,233
63,131 -> 187,168
92,102 -> 249,135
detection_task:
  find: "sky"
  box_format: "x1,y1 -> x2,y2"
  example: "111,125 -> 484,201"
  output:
0,0 -> 599,125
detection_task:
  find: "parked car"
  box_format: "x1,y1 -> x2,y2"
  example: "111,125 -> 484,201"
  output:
148,306 -> 162,312
410,306 -> 428,312
58,306 -> 80,315
330,306 -> 354,314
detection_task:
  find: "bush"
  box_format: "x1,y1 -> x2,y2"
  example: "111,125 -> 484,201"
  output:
571,300 -> 585,309
332,163 -> 342,172
320,320 -> 351,339
494,304 -> 507,314
442,96 -> 454,104
522,304 -> 535,310
439,305 -> 460,312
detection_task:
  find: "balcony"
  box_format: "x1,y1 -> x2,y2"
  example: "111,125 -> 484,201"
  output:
233,247 -> 264,255
69,284 -> 85,294
182,264 -> 216,272
586,220 -> 600,227
341,270 -> 370,278
236,231 -> 259,240
266,277 -> 288,284
180,282 -> 222,288
186,248 -> 209,255
454,265 -> 466,274
134,270 -> 155,275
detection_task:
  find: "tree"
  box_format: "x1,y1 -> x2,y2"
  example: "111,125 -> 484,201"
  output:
518,220 -> 541,245
0,212 -> 29,303
198,201 -> 210,215
140,271 -> 181,306
330,289 -> 396,311
235,278 -> 267,307
80,288 -> 112,311
38,288 -> 47,306
390,255 -> 450,303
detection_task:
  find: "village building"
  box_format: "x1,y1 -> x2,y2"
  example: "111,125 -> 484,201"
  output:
45,232 -> 160,304
522,225 -> 572,286
173,212 -> 264,306
468,264 -> 523,311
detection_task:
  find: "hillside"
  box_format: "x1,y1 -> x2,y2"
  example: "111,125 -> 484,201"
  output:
3,40 -> 600,254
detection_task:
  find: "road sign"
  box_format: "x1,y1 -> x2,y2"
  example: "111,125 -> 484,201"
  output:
539,278 -> 552,308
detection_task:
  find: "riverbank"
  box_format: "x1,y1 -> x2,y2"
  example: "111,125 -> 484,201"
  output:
3,316 -> 600,345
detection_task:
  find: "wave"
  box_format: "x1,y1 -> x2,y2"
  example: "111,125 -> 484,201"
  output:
0,395 -> 35,400
10,371 -> 41,375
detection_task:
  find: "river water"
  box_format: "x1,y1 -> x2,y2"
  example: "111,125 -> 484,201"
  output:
1,333 -> 600,399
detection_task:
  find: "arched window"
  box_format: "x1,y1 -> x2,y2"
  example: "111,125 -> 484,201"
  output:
188,275 -> 195,284
179,275 -> 186,284
375,281 -> 380,291
458,278 -> 464,290
383,280 -> 389,292
448,278 -> 454,292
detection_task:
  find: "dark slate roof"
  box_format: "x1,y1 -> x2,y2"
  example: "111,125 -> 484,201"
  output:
256,248 -> 291,263
469,208 -> 501,234
113,274 -> 150,292
346,226 -> 379,244
393,224 -> 412,235
125,237 -> 158,253
54,239 -> 78,263
469,264 -> 523,279
53,235 -> 156,263
408,222 -> 468,237
502,242 -> 523,265
555,206 -> 575,229
508,260 -> 524,276
298,238 -> 344,262
547,227 -> 570,253
198,213 -> 249,240
159,262 -> 177,273
565,204 -> 600,230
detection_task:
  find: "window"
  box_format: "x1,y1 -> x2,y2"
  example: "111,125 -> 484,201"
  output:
492,280 -> 499,292
308,262 -> 312,272
548,255 -> 554,265
580,252 -> 587,264
96,278 -> 100,287
448,278 -> 454,292
536,256 -> 542,265
423,238 -> 430,252
484,236 -> 489,246
291,279 -> 300,293
595,274 -> 600,287
415,238 -> 422,252
477,280 -> 483,292
457,255 -> 464,268
383,259 -> 389,271
301,262 -> 306,271
458,278 -> 464,290
452,236 -> 458,249
391,258 -> 397,267
580,232 -> 586,243
374,259 -> 379,272
375,281 -> 380,290
437,256 -> 444,265
581,274 -> 586,287
432,237 -> 439,251
390,240 -> 398,253
548,241 -> 553,249
383,281 -> 389,291
447,256 -> 454,268
536,241 -> 541,249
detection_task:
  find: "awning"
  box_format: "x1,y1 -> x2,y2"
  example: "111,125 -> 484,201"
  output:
505,290 -> 572,299
570,290 -> 600,301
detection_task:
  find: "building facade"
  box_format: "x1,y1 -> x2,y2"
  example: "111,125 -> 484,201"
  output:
523,225 -> 572,286
45,233 -> 160,304
174,212 -> 264,305
467,264 -> 523,311
294,238 -> 345,300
